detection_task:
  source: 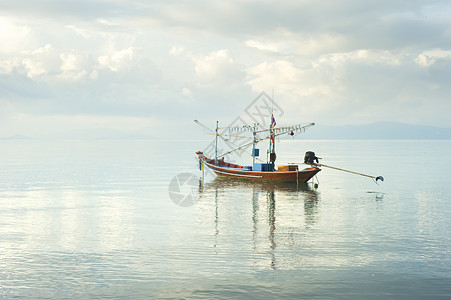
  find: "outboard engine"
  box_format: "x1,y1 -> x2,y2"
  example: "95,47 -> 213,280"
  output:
304,151 -> 320,164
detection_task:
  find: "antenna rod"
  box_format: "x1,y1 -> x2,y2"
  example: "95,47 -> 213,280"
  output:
272,89 -> 274,114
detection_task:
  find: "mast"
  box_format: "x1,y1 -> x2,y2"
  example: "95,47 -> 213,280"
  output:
268,122 -> 272,165
269,91 -> 276,169
269,120 -> 276,170
215,121 -> 219,165
271,89 -> 275,157
252,123 -> 258,166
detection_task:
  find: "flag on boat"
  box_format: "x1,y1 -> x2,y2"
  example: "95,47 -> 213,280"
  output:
270,114 -> 276,143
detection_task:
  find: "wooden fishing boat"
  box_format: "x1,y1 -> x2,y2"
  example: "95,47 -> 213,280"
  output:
195,114 -> 383,184
195,113 -> 322,184
196,152 -> 320,183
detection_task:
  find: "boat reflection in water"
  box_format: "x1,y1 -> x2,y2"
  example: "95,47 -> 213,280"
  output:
196,177 -> 320,270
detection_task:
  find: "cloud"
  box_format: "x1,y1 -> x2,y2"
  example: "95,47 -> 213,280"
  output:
0,71 -> 51,100
415,49 -> 451,67
245,40 -> 282,53
0,16 -> 33,53
170,46 -> 185,56
0,0 -> 131,20
190,49 -> 245,88
97,47 -> 135,72
65,25 -> 91,38
1,0 -> 451,138
246,31 -> 348,57
245,46 -> 451,126
415,54 -> 436,67
182,87 -> 192,97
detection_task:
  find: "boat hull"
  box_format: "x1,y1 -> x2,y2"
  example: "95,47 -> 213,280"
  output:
203,160 -> 320,183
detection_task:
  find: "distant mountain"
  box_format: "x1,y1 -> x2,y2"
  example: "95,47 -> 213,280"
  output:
303,122 -> 451,139
0,134 -> 33,140
54,128 -> 158,140
2,123 -> 450,141
1,130 -> 157,140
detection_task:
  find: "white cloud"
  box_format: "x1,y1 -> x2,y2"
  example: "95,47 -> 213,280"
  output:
90,70 -> 99,80
22,58 -> 47,78
191,49 -> 245,88
97,47 -> 135,72
182,87 -> 192,96
170,46 -> 185,56
26,44 -> 53,55
246,60 -> 337,117
0,58 -> 19,74
246,30 -> 348,57
245,40 -> 283,53
97,18 -> 119,26
415,54 -> 436,67
0,17 -> 32,53
58,51 -> 92,81
247,60 -> 302,92
65,25 -> 91,38
318,50 -> 403,67
60,52 -> 86,72
414,49 -> 451,67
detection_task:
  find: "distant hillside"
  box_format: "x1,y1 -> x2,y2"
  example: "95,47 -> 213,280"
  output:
0,134 -> 33,140
303,122 -> 451,139
3,122 -> 450,140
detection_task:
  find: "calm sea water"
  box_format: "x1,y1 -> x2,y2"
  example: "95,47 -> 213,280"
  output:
0,139 -> 450,299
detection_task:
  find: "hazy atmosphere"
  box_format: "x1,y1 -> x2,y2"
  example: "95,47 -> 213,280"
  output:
2,2 -> 451,298
1,0 -> 450,139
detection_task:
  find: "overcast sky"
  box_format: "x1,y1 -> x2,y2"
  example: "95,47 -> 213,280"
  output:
1,0 -> 450,138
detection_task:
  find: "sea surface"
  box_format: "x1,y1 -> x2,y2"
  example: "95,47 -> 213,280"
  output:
0,139 -> 450,299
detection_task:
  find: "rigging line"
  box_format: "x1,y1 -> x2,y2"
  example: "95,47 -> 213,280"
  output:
253,123 -> 315,134
217,126 -> 252,130
205,132 -> 254,139
194,119 -> 248,152
217,124 -> 315,157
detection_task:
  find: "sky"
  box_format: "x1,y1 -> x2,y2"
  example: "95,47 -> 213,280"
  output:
1,0 -> 450,139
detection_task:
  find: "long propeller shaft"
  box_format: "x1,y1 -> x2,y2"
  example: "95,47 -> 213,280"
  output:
314,163 -> 384,182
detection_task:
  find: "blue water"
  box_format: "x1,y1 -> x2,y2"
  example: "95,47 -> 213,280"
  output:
1,139 -> 450,299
